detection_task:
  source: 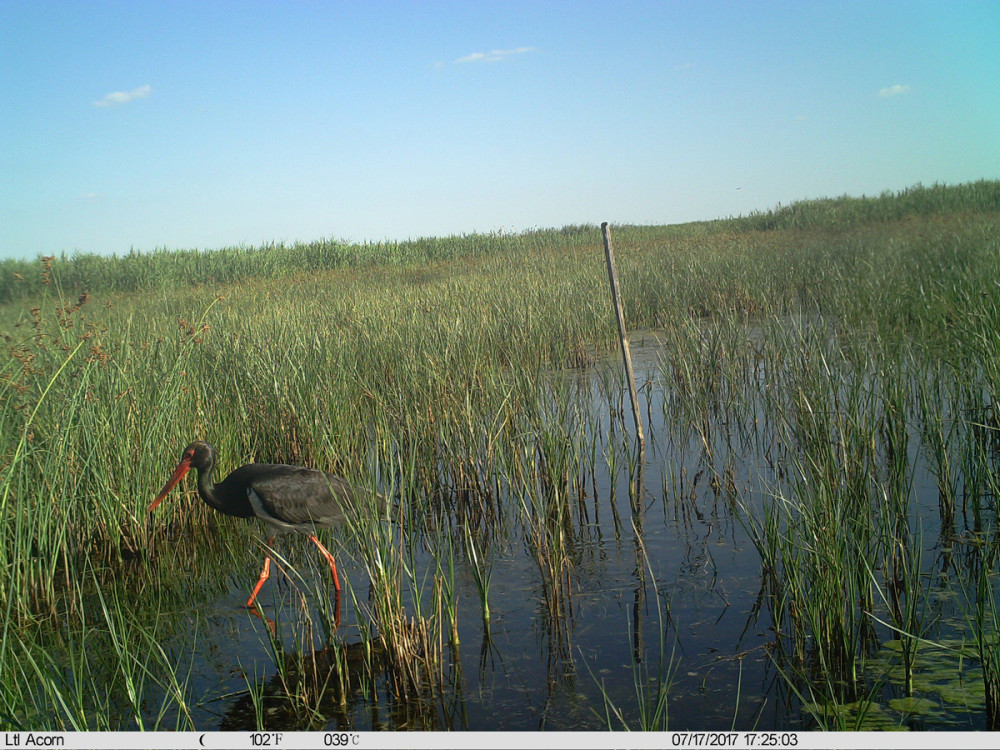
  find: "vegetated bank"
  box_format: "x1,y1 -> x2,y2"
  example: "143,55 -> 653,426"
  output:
1,180 -> 999,729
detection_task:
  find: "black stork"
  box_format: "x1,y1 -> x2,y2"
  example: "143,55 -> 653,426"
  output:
148,441 -> 361,616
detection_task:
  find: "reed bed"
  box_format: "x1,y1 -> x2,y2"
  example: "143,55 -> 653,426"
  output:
2,181 -> 999,729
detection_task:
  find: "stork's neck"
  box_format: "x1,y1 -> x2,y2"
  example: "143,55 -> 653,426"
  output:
194,462 -> 225,512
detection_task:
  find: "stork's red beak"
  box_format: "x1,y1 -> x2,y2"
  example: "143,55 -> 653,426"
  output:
148,457 -> 193,512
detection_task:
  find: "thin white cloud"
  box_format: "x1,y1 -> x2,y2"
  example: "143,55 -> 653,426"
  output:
879,84 -> 911,98
454,47 -> 535,64
94,85 -> 152,107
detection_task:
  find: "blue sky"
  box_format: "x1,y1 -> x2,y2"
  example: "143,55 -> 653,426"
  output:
1,1 -> 998,260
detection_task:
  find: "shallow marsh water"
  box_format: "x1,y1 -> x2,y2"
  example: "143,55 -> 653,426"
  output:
73,328 -> 996,731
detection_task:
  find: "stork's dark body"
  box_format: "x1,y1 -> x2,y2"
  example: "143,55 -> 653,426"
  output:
149,441 -> 358,619
199,461 -> 355,531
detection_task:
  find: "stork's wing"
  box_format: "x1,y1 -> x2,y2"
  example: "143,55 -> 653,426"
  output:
241,464 -> 355,528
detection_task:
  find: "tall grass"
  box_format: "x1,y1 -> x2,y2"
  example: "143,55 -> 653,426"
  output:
2,180 -> 999,729
0,227 -> 601,307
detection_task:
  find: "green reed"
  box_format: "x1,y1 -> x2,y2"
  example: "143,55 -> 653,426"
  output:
462,523 -> 493,632
0,555 -> 203,731
2,180 -> 999,729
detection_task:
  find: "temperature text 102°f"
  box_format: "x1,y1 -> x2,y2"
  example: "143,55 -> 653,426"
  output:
250,733 -> 283,747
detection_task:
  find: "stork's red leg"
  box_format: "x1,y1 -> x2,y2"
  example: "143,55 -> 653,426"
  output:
310,535 -> 341,592
245,538 -> 275,608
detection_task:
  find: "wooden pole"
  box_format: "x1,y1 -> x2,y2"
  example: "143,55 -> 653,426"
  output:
601,222 -> 645,446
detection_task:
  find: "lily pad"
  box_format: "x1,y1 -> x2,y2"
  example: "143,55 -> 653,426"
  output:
889,696 -> 939,714
803,700 -> 907,731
